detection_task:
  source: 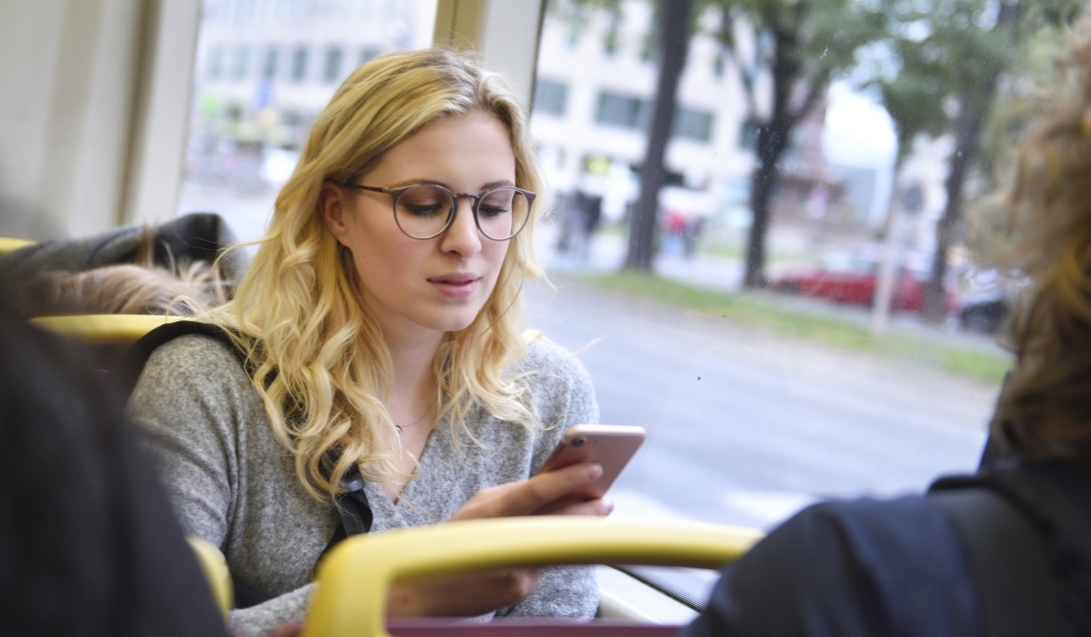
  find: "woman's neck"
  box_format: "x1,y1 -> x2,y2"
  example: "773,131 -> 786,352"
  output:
384,330 -> 443,426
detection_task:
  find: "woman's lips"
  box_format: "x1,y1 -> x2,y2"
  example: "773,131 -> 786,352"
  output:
428,274 -> 480,298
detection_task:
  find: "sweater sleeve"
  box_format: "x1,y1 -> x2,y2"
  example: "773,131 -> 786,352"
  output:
127,335 -> 321,637
501,337 -> 601,619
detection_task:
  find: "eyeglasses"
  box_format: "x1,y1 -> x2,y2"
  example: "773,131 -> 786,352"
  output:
343,183 -> 535,241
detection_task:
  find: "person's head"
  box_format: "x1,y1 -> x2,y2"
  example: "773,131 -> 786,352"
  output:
223,48 -> 544,500
248,46 -> 542,332
986,23 -> 1091,468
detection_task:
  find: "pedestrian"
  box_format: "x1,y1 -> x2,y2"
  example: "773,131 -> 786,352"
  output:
127,48 -> 609,637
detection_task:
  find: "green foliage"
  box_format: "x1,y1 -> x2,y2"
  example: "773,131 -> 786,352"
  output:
862,0 -> 1075,174
573,271 -> 1012,384
977,26 -> 1068,185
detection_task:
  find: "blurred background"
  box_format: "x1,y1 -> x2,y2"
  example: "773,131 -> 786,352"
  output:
3,0 -> 1074,543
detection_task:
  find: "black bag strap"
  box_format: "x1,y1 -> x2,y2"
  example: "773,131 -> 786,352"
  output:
930,488 -> 1063,637
109,321 -> 373,607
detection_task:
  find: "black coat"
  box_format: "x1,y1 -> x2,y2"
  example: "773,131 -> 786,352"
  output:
680,461 -> 1091,637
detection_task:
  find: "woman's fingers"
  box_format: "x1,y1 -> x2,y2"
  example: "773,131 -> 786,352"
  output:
386,568 -> 542,617
415,464 -> 608,616
521,462 -> 604,512
450,462 -> 603,521
535,497 -> 614,517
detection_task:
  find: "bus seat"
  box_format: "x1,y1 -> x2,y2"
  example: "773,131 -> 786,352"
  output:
30,313 -> 181,369
30,314 -> 179,345
303,517 -> 762,637
187,536 -> 234,620
0,236 -> 34,256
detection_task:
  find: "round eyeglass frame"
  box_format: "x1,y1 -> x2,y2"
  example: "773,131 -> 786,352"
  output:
342,182 -> 536,241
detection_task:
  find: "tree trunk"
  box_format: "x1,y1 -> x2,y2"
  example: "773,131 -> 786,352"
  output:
623,0 -> 692,271
921,0 -> 1019,323
742,25 -> 809,288
742,130 -> 785,287
921,100 -> 987,323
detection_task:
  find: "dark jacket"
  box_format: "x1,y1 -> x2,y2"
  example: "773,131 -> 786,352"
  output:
0,299 -> 230,637
680,460 -> 1091,637
0,212 -> 246,308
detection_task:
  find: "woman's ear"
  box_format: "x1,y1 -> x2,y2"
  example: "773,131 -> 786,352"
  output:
319,181 -> 351,245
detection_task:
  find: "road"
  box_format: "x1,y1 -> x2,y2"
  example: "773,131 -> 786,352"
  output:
524,277 -> 998,530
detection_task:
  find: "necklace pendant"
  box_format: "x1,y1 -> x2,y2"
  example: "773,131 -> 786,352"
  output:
395,424 -> 403,437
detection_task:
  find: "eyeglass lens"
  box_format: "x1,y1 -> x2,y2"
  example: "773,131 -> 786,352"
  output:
394,185 -> 529,240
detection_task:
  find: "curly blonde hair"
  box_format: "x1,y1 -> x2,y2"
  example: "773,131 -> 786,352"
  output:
210,48 -> 547,502
987,22 -> 1091,468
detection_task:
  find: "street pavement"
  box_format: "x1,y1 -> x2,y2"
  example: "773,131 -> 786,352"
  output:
529,221 -> 1000,530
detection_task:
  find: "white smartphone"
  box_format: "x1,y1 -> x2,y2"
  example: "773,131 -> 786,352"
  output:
537,424 -> 646,501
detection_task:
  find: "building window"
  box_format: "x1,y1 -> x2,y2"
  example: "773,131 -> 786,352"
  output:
595,91 -> 647,129
208,46 -> 225,79
231,45 -> 250,80
323,47 -> 343,82
739,116 -> 760,149
533,79 -> 568,116
673,108 -> 714,142
262,47 -> 278,81
291,46 -> 309,82
359,47 -> 382,66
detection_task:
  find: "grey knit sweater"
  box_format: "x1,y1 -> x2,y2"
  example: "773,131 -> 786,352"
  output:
129,334 -> 600,636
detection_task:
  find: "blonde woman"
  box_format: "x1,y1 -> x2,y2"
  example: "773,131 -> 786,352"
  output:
129,49 -> 608,636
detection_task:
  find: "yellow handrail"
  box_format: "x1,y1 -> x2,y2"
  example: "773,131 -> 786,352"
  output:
303,517 -> 762,637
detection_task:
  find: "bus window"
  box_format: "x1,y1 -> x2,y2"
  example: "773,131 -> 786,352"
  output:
528,0 -> 1045,534
177,0 -> 438,242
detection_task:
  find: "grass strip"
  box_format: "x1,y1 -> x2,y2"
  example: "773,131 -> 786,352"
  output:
572,270 -> 1011,385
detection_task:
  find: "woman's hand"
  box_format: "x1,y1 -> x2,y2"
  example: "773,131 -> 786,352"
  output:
449,461 -> 614,521
385,462 -> 613,617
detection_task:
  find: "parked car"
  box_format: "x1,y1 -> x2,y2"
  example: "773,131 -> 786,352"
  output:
769,251 -> 947,312
958,296 -> 1012,333
956,269 -> 1021,334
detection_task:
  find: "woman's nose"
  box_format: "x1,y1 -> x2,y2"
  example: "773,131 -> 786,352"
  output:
439,198 -> 483,257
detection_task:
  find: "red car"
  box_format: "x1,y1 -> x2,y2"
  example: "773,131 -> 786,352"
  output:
769,253 -> 935,312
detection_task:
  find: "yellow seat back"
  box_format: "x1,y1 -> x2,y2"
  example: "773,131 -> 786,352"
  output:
187,536 -> 234,620
302,517 -> 762,637
30,314 -> 179,345
0,236 -> 34,256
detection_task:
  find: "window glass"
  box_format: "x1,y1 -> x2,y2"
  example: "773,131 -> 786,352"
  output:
359,46 -> 382,66
231,45 -> 250,80
672,108 -> 713,143
595,91 -> 645,129
323,46 -> 344,83
261,47 -> 278,81
178,0 -> 437,242
530,0 -> 1049,541
208,46 -> 225,79
533,78 -> 569,116
291,46 -> 309,81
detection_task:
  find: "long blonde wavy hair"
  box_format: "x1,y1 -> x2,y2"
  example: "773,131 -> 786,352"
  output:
983,22 -> 1091,469
211,48 -> 546,502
